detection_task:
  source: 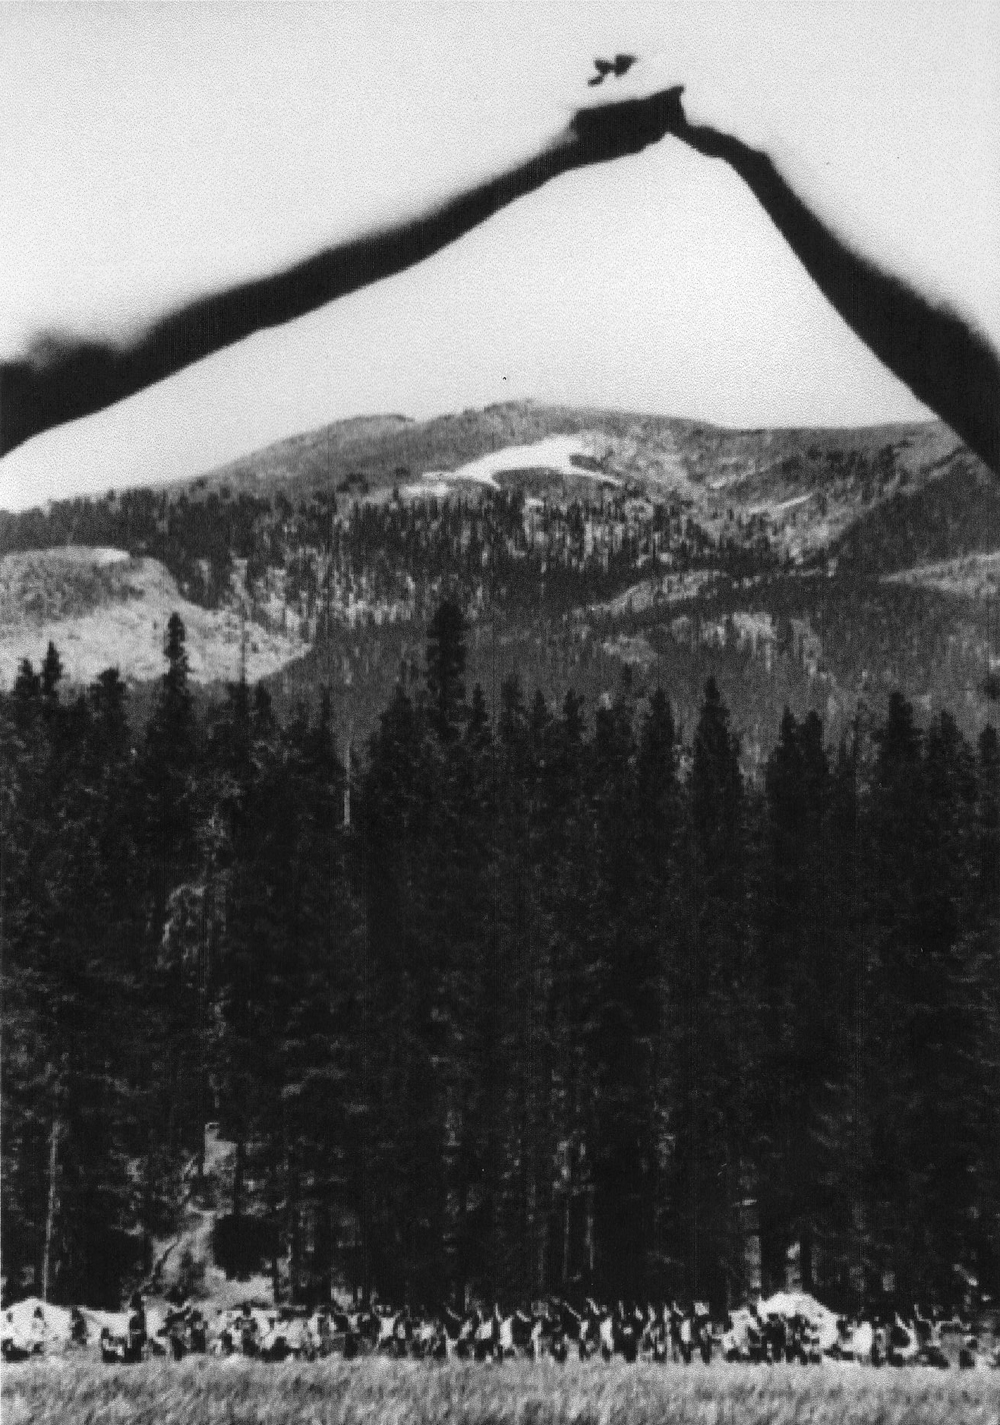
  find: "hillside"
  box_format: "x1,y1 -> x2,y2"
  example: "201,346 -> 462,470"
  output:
0,547 -> 304,688
826,454 -> 1000,574
0,401 -> 996,750
150,402 -> 988,589
886,551 -> 1000,599
169,412 -> 415,500
177,401 -> 963,553
178,402 -> 700,502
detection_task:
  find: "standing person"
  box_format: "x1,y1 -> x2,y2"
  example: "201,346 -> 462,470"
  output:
127,1292 -> 147,1363
871,1316 -> 887,1367
29,1306 -> 48,1356
678,1309 -> 694,1364
189,1308 -> 207,1355
3,65 -> 996,474
237,1302 -> 260,1357
166,1307 -> 188,1361
698,1319 -> 713,1364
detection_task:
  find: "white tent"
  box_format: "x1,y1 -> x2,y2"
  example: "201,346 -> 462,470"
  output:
1,1297 -> 74,1349
757,1290 -> 840,1350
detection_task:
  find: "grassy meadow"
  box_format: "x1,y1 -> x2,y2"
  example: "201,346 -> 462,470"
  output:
4,1357 -> 1000,1425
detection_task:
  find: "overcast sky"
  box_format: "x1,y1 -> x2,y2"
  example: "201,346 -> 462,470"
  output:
1,2 -> 998,509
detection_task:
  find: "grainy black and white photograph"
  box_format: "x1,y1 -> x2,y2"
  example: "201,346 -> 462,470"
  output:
1,3 -> 999,1423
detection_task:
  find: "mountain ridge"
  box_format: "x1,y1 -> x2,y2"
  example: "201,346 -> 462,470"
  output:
1,400 -> 996,751
167,400 -> 957,507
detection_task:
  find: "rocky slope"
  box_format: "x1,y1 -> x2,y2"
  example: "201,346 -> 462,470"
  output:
0,547 -> 304,688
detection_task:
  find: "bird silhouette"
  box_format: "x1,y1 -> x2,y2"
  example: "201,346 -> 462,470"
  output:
588,53 -> 638,87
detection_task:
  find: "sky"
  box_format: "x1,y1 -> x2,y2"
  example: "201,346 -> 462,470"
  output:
1,1 -> 998,509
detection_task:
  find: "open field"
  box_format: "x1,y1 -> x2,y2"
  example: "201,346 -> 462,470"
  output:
4,1358 -> 999,1425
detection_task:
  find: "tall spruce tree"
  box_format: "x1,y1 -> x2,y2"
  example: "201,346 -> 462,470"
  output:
758,709 -> 834,1291
671,678 -> 755,1307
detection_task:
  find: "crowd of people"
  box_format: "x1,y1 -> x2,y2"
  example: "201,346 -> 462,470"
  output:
3,1292 -> 998,1371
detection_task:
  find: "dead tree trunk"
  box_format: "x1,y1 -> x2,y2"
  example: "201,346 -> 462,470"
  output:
41,1115 -> 61,1301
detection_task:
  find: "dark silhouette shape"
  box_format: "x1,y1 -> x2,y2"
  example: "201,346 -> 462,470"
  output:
588,53 -> 639,86
1,69 -> 997,477
659,89 -> 1000,475
0,83 -> 681,461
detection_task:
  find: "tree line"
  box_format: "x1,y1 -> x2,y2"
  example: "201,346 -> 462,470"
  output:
2,602 -> 998,1314
0,479 -> 782,637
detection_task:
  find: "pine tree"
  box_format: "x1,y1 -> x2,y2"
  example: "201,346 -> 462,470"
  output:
1,649 -> 147,1303
670,677 -> 755,1306
865,692 -> 926,1298
143,612 -> 198,922
538,689 -> 599,1297
40,642 -> 63,703
136,613 -> 202,1272
588,694 -> 651,1298
270,692 -> 358,1304
634,688 -> 680,1294
356,679 -> 442,1301
425,599 -> 467,741
758,708 -> 833,1292
902,711 -> 981,1299
970,727 -> 1000,1294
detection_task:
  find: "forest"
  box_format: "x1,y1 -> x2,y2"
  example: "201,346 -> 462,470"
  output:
2,599 -> 998,1316
0,479 -> 783,636
3,439 -> 996,766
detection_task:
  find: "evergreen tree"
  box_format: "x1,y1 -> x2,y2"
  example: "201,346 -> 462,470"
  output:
757,709 -> 834,1290
143,612 -> 198,923
669,678 -> 755,1306
425,598 -> 467,741
4,626 -> 1000,1314
40,642 -> 62,703
633,689 -> 681,1292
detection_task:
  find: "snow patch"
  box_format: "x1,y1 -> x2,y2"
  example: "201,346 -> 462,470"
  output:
748,494 -> 813,517
411,434 -> 619,494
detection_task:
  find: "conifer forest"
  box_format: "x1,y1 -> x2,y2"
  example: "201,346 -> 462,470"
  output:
3,599 -> 999,1315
